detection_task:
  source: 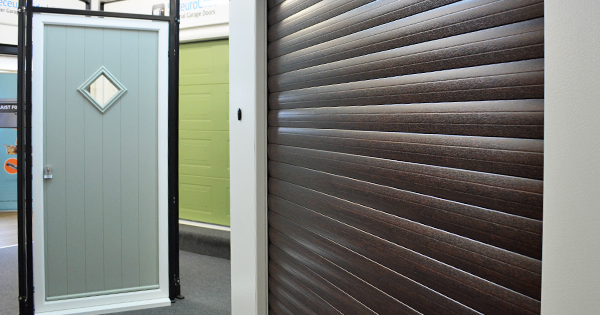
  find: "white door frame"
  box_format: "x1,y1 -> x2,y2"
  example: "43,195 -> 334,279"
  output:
229,0 -> 268,314
31,14 -> 170,315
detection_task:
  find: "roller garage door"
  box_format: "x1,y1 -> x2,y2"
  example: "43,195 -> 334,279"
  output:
267,0 -> 543,314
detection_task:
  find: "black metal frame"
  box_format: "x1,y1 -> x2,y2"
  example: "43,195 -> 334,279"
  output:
99,0 -> 126,11
78,0 -> 91,10
16,1 -> 181,314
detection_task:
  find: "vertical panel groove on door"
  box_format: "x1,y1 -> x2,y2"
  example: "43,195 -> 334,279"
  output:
267,0 -> 543,314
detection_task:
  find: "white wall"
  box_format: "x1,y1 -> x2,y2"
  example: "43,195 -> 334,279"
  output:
542,1 -> 600,313
229,0 -> 268,314
0,54 -> 17,73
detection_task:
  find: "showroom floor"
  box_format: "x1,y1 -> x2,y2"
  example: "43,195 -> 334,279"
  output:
0,212 -> 231,315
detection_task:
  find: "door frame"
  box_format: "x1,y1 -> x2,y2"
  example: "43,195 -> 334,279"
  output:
229,1 -> 268,314
31,14 -> 169,314
17,1 -> 182,314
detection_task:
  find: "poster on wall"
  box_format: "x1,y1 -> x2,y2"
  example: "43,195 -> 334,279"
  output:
104,0 -> 228,29
0,127 -> 17,211
179,0 -> 228,28
0,99 -> 17,128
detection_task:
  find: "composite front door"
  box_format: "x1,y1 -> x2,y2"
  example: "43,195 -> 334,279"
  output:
31,14 -> 170,314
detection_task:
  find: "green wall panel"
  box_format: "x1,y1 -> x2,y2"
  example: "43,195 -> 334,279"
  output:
179,40 -> 230,226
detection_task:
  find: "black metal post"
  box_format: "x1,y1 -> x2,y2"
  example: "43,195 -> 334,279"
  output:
168,0 -> 183,302
17,0 -> 34,314
77,0 -> 91,10
99,0 -> 127,12
31,7 -> 170,21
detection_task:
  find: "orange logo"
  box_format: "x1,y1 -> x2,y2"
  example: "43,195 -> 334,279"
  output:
4,158 -> 17,174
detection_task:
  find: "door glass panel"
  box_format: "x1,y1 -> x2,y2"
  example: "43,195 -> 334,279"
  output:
86,74 -> 119,106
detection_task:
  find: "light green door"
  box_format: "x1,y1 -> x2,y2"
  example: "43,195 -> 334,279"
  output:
179,40 -> 229,226
42,25 -> 161,301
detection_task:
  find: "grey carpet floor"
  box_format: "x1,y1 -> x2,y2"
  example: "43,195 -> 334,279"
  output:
0,246 -> 18,315
0,248 -> 230,315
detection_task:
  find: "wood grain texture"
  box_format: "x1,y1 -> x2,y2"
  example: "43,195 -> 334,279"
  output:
267,0 -> 377,42
269,145 -> 543,219
269,100 -> 544,139
269,18 -> 544,92
267,0 -> 543,313
269,262 -> 343,315
269,127 -> 544,180
270,59 -> 544,110
268,0 -> 461,57
267,0 -> 322,26
268,0 -> 543,73
270,203 -> 540,314
269,183 -> 541,299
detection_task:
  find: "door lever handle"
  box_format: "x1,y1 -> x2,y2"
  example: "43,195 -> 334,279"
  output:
44,166 -> 52,179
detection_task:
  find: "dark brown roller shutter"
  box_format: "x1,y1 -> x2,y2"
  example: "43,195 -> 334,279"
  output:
267,0 -> 543,314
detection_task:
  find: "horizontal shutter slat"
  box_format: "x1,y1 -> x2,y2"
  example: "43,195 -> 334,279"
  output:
269,181 -> 541,299
270,210 -> 539,314
269,162 -> 542,258
268,0 -> 377,42
269,0 -> 543,74
269,99 -> 544,139
270,245 -> 378,315
269,293 -> 295,315
267,0 -> 322,26
269,18 -> 543,92
271,241 -> 412,315
271,59 -> 543,109
270,230 -> 444,315
269,277 -> 318,315
268,0 -> 461,58
270,128 -> 543,179
269,145 -> 543,219
269,263 -> 344,315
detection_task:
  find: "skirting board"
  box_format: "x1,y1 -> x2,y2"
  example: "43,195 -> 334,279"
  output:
35,298 -> 171,315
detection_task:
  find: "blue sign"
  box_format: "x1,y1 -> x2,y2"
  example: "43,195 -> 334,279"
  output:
0,128 -> 17,210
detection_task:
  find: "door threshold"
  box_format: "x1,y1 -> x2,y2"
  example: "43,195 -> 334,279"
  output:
35,298 -> 171,315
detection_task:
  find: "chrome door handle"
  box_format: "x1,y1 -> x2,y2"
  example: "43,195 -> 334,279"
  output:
44,166 -> 52,179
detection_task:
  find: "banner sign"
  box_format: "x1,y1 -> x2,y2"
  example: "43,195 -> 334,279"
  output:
0,102 -> 16,113
103,0 -> 228,29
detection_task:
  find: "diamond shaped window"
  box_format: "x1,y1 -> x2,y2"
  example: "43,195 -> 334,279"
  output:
78,67 -> 127,113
